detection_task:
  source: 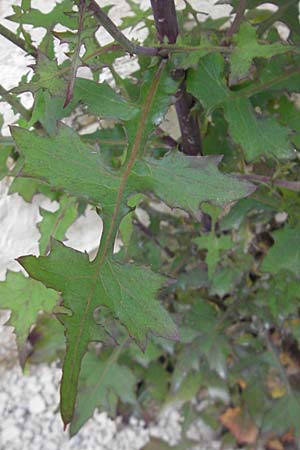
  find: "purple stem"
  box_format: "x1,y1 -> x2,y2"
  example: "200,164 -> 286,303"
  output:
150,0 -> 202,155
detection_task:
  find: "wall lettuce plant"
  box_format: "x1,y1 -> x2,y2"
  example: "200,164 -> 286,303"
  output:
1,0 -> 300,446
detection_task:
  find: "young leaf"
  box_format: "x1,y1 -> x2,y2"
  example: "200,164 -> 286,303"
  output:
194,233 -> 233,278
0,272 -> 58,367
63,0 -> 86,107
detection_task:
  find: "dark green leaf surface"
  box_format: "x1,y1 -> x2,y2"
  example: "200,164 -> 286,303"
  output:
261,225 -> 300,278
12,126 -> 254,211
70,350 -> 136,435
73,78 -> 139,121
187,53 -> 295,160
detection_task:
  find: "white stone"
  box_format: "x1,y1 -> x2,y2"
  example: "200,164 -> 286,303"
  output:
275,211 -> 288,223
1,425 -> 20,443
28,395 -> 46,414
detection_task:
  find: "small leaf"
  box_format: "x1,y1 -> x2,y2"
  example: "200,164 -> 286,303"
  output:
194,233 -> 233,278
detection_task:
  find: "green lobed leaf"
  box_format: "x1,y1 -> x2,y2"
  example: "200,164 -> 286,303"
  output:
0,272 -> 58,366
19,240 -> 177,424
132,153 -> 255,208
12,126 -> 255,211
182,302 -> 231,378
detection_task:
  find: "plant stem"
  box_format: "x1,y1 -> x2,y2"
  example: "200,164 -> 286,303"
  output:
150,0 -> 179,44
237,173 -> 300,192
150,0 -> 202,155
155,127 -> 178,148
263,326 -> 291,395
88,0 -> 158,56
0,84 -> 31,122
226,0 -> 247,38
64,0 -> 86,107
175,78 -> 202,155
133,218 -> 175,258
0,23 -> 37,58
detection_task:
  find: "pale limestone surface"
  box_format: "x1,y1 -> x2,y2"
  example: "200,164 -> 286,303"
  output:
0,1 -> 240,450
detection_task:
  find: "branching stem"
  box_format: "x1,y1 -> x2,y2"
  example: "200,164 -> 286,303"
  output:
226,0 -> 247,38
88,0 -> 158,56
0,23 -> 37,58
0,84 -> 31,122
237,173 -> 300,192
150,0 -> 202,155
257,0 -> 297,37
